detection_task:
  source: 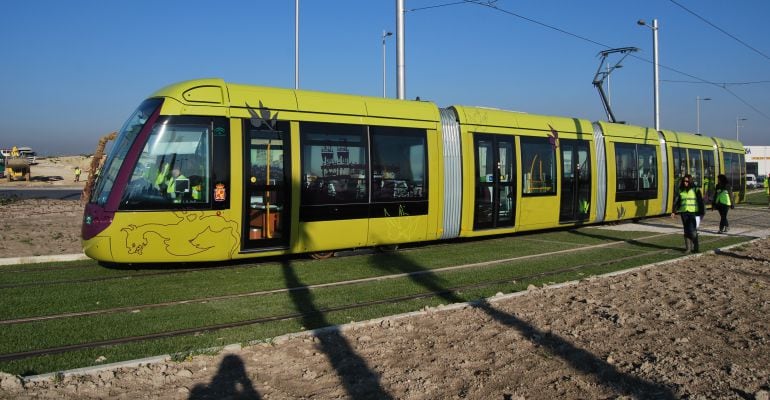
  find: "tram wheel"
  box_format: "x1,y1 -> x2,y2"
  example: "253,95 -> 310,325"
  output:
376,244 -> 399,253
310,251 -> 335,260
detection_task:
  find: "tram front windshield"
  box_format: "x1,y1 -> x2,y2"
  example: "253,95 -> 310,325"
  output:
90,98 -> 162,206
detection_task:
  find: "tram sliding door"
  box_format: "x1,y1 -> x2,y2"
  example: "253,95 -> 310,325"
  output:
473,134 -> 515,230
243,121 -> 290,250
559,139 -> 591,223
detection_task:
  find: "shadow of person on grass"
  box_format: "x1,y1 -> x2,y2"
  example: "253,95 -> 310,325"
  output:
188,354 -> 261,400
715,248 -> 770,263
370,251 -> 677,399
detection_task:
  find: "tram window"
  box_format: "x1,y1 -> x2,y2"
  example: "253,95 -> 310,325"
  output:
688,149 -> 703,187
638,145 -> 657,190
724,154 -> 734,189
672,147 -> 686,180
723,152 -> 745,195
119,116 -> 213,209
615,143 -> 657,201
300,122 -> 368,207
370,127 -> 427,202
91,98 -> 162,206
520,137 -> 556,196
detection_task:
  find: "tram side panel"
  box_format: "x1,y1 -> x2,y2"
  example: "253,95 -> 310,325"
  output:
453,115 -> 521,237
451,106 -> 598,236
510,119 -> 598,231
230,87 -> 444,257
599,122 -> 665,223
363,122 -> 440,248
714,137 -> 746,204
662,130 -> 727,213
357,97 -> 441,248
277,95 -> 441,254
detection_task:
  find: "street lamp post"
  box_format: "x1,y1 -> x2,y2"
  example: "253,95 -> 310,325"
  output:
396,0 -> 406,100
382,30 -> 393,98
696,96 -> 711,135
294,0 -> 299,89
637,18 -> 660,131
736,117 -> 748,141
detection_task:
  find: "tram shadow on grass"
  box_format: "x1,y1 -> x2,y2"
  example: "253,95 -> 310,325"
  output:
187,258 -> 396,399
369,252 -> 677,399
279,259 -> 394,400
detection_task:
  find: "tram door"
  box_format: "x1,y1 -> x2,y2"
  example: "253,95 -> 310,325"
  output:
559,139 -> 591,223
243,122 -> 290,250
473,134 -> 516,230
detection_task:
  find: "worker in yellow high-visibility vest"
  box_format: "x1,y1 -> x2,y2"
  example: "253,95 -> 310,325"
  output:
712,174 -> 734,233
671,174 -> 705,254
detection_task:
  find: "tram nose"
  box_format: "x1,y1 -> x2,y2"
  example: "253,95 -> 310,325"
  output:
82,203 -> 114,241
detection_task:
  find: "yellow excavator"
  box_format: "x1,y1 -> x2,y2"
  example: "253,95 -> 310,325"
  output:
81,131 -> 117,203
3,146 -> 31,182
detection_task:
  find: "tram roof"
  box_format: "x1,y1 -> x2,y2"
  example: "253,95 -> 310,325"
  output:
596,121 -> 659,142
151,78 -> 440,123
451,105 -> 594,136
712,137 -> 746,152
658,129 -> 717,148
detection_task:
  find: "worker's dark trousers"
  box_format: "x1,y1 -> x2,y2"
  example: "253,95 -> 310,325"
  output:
680,213 -> 699,252
716,204 -> 730,232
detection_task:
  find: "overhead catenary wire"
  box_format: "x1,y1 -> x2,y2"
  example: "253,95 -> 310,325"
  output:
668,0 -> 770,63
631,55 -> 770,121
662,79 -> 770,86
408,0 -> 469,12
409,0 -> 770,121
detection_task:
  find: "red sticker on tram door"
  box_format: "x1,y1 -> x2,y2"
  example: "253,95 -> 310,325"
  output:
214,183 -> 226,201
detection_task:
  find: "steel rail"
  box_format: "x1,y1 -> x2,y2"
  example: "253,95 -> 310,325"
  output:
0,231 -> 679,325
0,246 -> 678,362
0,234 -> 740,363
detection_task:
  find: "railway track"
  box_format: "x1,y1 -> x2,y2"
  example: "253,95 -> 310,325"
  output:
0,233 -> 734,363
0,230 -> 677,324
3,208 -> 765,278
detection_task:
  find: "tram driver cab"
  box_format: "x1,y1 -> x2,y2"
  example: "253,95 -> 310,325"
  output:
120,120 -> 210,208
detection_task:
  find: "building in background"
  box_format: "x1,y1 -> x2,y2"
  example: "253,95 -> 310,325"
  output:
744,146 -> 770,183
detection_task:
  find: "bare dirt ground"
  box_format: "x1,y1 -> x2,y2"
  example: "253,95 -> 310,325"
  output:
1,156 -> 91,189
0,156 -> 88,258
1,161 -> 769,399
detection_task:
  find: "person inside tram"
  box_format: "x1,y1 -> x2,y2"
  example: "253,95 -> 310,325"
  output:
166,166 -> 189,203
154,161 -> 171,190
639,159 -> 653,189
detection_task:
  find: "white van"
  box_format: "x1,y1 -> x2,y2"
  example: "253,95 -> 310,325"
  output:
746,174 -> 757,189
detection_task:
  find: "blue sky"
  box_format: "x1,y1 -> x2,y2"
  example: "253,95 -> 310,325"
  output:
1,0 -> 768,155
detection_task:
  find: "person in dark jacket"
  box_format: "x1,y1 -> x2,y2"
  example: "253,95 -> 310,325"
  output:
712,174 -> 734,233
671,174 -> 705,253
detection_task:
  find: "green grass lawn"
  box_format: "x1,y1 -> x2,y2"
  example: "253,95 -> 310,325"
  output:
743,190 -> 768,207
0,225 -> 749,376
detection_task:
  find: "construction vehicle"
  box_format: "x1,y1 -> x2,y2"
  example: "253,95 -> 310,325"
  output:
81,131 -> 117,203
3,146 -> 31,182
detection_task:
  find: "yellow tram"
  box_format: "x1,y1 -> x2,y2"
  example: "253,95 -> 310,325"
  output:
82,79 -> 746,263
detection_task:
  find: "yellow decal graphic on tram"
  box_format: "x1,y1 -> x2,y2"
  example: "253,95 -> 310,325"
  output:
382,205 -> 420,243
548,124 -> 559,149
247,101 -> 279,131
121,211 -> 239,257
